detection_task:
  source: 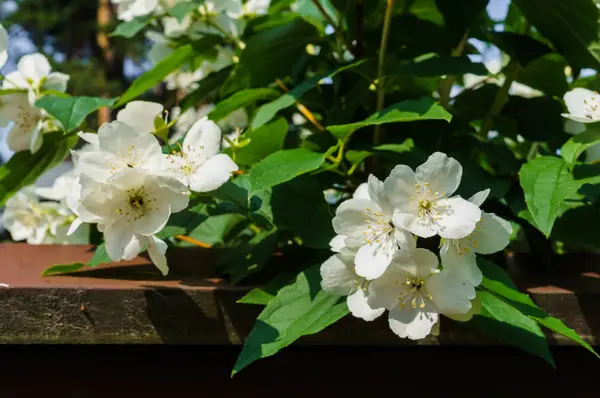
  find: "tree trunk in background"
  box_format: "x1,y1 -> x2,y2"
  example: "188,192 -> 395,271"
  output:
96,0 -> 114,125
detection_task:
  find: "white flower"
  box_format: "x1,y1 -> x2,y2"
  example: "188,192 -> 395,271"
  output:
162,15 -> 193,38
113,0 -> 159,21
384,152 -> 481,240
332,176 -> 416,280
320,236 -> 385,321
440,189 -> 512,286
0,93 -> 44,153
0,23 -> 8,70
219,107 -> 248,131
368,248 -> 475,340
169,104 -> 214,144
562,88 -> 600,123
164,69 -> 204,92
2,187 -> 51,244
2,53 -> 69,103
242,0 -> 270,16
36,169 -> 79,201
116,101 -> 164,134
75,121 -> 166,182
73,169 -> 189,274
165,117 -> 238,192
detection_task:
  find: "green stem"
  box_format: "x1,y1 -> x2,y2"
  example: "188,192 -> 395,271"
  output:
478,59 -> 519,139
373,0 -> 395,146
310,0 -> 358,58
438,31 -> 469,109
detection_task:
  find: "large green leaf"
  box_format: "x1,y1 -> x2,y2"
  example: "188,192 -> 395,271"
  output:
327,97 -> 452,139
179,67 -> 232,111
235,117 -> 288,165
516,53 -> 568,97
561,123 -> 600,167
0,132 -> 77,205
488,32 -> 553,67
221,17 -> 320,95
115,44 -> 194,107
169,0 -> 204,21
390,54 -> 488,77
187,213 -> 246,245
41,262 -> 86,276
35,96 -> 116,132
247,148 -> 325,193
519,156 -> 582,237
468,290 -> 555,367
208,88 -> 279,122
478,258 -> 599,359
232,265 -> 348,375
89,243 -> 111,267
251,60 -> 367,130
513,0 -> 599,68
110,16 -> 152,38
237,273 -> 297,306
272,175 -> 334,249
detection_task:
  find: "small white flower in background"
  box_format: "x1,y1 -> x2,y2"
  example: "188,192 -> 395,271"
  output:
71,169 -> 189,275
241,0 -> 271,16
384,152 -> 481,240
368,248 -> 475,340
165,117 -> 238,192
197,46 -> 235,78
440,189 -> 512,286
112,0 -> 159,21
75,120 -> 166,182
219,107 -> 248,132
162,15 -> 193,38
562,88 -> 600,123
320,235 -> 385,321
165,68 -> 204,92
0,93 -> 44,153
2,53 -> 69,103
2,187 -> 51,244
0,23 -> 8,70
35,169 -> 79,201
169,104 -> 214,144
292,113 -> 307,126
332,176 -> 415,280
116,101 -> 165,134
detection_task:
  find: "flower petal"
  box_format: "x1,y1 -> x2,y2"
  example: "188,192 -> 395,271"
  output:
183,117 -> 222,164
392,211 -> 436,238
146,235 -> 169,276
471,212 -> 512,254
188,153 -> 237,193
393,248 -> 439,279
354,241 -> 396,280
352,183 -> 369,200
329,235 -> 347,252
388,305 -> 438,340
436,196 -> 481,239
320,253 -> 358,296
116,101 -> 164,133
332,198 -> 383,239
383,165 -> 417,212
415,152 -> 462,196
0,23 -> 8,70
104,219 -> 135,261
468,188 -> 490,207
43,72 -> 70,93
564,88 -> 595,117
440,240 -> 482,286
347,289 -> 385,321
367,174 -> 393,217
427,270 -> 475,315
17,53 -> 51,82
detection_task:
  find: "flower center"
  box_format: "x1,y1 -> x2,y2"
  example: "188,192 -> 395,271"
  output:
116,187 -> 157,222
584,94 -> 600,119
396,276 -> 432,309
361,207 -> 393,245
411,182 -> 448,225
16,106 -> 38,131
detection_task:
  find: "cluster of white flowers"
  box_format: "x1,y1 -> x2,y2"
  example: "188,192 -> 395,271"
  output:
64,100 -> 238,275
320,152 -> 512,340
0,23 -> 70,153
562,88 -> 600,162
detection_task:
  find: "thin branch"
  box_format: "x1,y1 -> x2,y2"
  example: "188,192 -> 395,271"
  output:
176,235 -> 212,248
373,0 -> 395,146
275,79 -> 325,132
311,0 -> 358,58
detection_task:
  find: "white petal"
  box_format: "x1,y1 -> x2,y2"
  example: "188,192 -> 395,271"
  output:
77,132 -> 99,146
436,196 -> 481,239
415,152 -> 462,196
366,174 -> 393,216
440,240 -> 482,286
427,270 -> 475,315
29,123 -> 43,153
146,235 -> 169,275
183,117 -> 222,164
154,175 -> 190,213
354,241 -> 396,280
388,305 -> 438,340
446,294 -> 482,321
352,183 -> 369,200
394,248 -> 439,279
188,153 -> 238,192
468,188 -> 490,207
76,151 -> 122,182
320,253 -> 358,296
367,270 -> 404,310
564,88 -> 595,117
393,211 -> 436,238
0,23 -> 8,70
17,53 -> 51,82
7,125 -> 32,152
347,290 -> 385,321
116,101 -> 164,133
43,72 -> 70,92
329,235 -> 347,252
562,114 -> 599,124
332,198 -> 383,239
67,218 -> 84,236
123,235 -> 144,260
383,165 -> 417,212
471,212 -> 512,254
394,227 -> 416,253
104,219 -> 135,261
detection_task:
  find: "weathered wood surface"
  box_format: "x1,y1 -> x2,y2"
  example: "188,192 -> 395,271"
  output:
0,243 -> 598,346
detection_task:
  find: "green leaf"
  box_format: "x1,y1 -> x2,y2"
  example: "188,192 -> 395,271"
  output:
516,53 -> 568,97
232,265 -> 348,375
41,262 -> 85,276
513,0 -> 599,68
236,117 -> 288,165
115,44 -> 194,107
237,272 -> 297,306
468,290 -> 555,367
0,132 -> 77,205
374,138 -> 415,154
488,32 -> 553,67
89,243 -> 111,267
179,67 -> 232,111
327,97 -> 452,139
251,60 -> 367,130
247,148 -> 325,193
519,156 -> 582,237
222,17 -> 320,95
35,96 -> 116,132
156,196 -> 210,238
169,0 -> 204,22
110,16 -> 152,38
390,54 -> 488,77
208,88 -> 279,122
272,175 -> 334,249
187,213 -> 246,245
478,258 -> 599,360
561,124 -> 600,167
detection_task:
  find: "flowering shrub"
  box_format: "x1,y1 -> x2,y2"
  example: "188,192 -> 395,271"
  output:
1,0 -> 600,372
